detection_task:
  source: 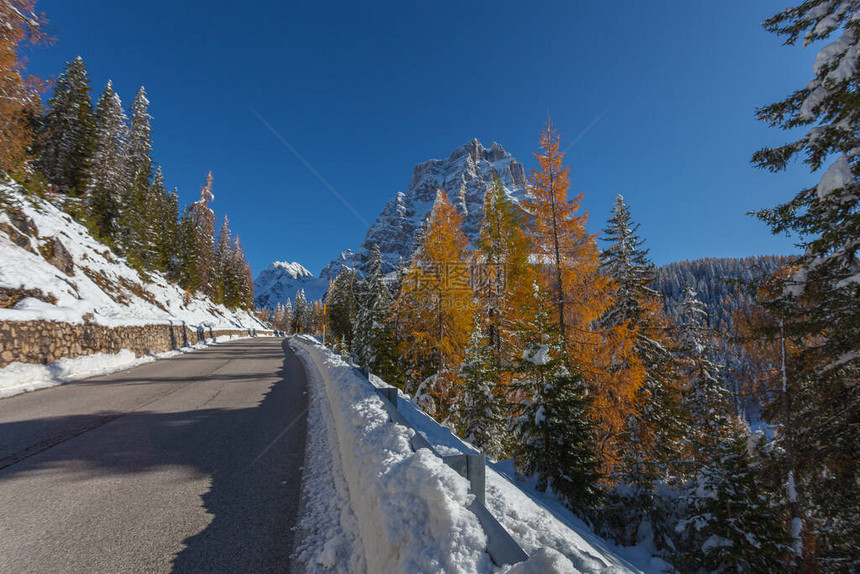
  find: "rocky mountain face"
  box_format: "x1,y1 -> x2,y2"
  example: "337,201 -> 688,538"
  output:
253,261 -> 328,308
319,138 -> 528,279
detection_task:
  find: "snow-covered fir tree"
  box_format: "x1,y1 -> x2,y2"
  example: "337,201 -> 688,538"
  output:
120,86 -> 155,267
596,195 -> 684,550
675,426 -> 788,574
184,171 -> 217,297
513,283 -> 600,513
353,244 -> 399,384
86,81 -> 128,242
459,319 -> 507,458
38,56 -> 95,195
292,289 -> 308,334
326,266 -> 357,350
752,3 -> 860,568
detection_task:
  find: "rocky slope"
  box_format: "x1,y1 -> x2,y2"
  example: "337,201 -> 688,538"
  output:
253,261 -> 328,308
319,138 -> 528,279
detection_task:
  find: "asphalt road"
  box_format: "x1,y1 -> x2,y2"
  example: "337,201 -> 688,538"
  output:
0,337 -> 309,574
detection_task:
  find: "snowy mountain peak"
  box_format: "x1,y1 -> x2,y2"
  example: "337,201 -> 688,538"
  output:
254,261 -> 327,309
266,261 -> 313,279
319,139 -> 528,279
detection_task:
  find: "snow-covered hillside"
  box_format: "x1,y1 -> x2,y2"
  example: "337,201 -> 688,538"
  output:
319,139 -> 528,279
253,261 -> 328,308
0,181 -> 264,329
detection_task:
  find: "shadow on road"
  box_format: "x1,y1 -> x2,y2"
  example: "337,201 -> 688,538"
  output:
0,339 -> 308,574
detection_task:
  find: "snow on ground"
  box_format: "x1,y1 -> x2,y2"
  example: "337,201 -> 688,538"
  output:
0,333 -> 256,399
292,336 -> 493,573
291,342 -> 366,574
290,337 -> 663,573
369,375 -> 657,574
0,181 -> 264,329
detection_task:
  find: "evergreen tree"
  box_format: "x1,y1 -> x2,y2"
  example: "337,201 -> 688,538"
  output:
38,56 -> 95,194
283,298 -> 294,335
214,216 -> 234,304
459,319 -> 507,458
119,86 -> 154,266
327,267 -> 357,349
87,81 -> 128,242
677,283 -> 730,462
353,245 -> 399,385
292,289 -> 308,333
675,426 -> 788,574
597,195 -> 685,550
175,210 -> 200,292
152,173 -> 179,274
185,171 -> 217,297
513,282 -> 600,513
228,235 -> 254,310
753,4 -> 860,568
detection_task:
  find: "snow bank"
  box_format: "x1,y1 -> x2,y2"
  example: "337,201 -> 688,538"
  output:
292,337 -> 493,573
0,333 -> 251,399
0,181 -> 264,330
367,371 -> 658,573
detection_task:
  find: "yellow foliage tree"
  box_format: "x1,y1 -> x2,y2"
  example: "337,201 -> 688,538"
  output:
396,191 -> 474,419
525,121 -> 643,471
0,1 -> 48,173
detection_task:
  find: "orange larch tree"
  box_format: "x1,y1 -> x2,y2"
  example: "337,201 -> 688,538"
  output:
396,190 -> 474,420
0,0 -> 49,174
525,120 -> 643,471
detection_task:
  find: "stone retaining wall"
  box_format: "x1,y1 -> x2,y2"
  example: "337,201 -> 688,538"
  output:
0,320 -> 269,368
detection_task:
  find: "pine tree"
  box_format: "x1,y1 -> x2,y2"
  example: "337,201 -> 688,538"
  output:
327,267 -> 357,349
87,81 -> 128,242
38,56 -> 95,194
513,282 -> 601,513
675,425 -> 788,574
152,172 -> 179,274
597,195 -> 685,550
459,319 -> 507,458
525,121 -> 640,471
677,283 -> 730,462
395,191 -> 474,418
119,86 -> 154,267
184,171 -> 217,297
753,4 -> 860,569
292,289 -> 308,334
283,299 -> 294,335
214,216 -> 234,304
353,245 -> 400,385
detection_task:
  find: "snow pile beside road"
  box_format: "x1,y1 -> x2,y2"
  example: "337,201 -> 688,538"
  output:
292,337 -> 493,573
369,372 -> 657,573
0,181 -> 264,330
0,333 -> 251,399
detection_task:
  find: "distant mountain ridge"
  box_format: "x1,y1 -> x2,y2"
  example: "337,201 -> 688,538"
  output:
253,261 -> 327,308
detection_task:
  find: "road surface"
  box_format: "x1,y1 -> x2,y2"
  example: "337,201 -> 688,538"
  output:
0,337 -> 308,573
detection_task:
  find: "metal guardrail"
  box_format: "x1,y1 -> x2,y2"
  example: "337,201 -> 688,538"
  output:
356,365 -> 529,567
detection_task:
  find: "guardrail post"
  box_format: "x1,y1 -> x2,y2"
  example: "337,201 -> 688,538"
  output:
377,386 -> 398,408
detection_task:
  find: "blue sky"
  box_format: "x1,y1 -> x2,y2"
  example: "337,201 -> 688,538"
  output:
25,0 -> 816,277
